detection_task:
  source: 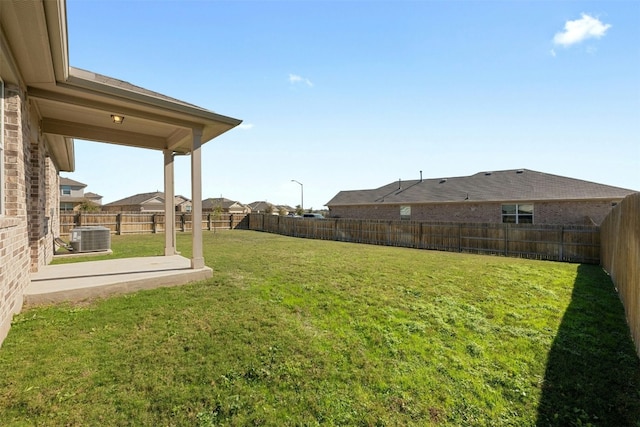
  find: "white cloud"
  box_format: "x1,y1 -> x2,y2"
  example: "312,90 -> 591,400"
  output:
289,73 -> 313,87
238,123 -> 254,130
550,49 -> 556,57
553,13 -> 611,47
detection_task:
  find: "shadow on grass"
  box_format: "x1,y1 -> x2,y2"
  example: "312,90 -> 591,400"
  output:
536,264 -> 640,426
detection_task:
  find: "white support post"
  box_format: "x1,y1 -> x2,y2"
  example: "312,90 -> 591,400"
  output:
164,149 -> 176,256
190,128 -> 205,269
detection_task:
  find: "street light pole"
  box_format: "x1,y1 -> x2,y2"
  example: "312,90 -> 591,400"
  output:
291,180 -> 304,212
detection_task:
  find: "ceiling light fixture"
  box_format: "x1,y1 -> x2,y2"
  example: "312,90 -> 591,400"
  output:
111,114 -> 125,124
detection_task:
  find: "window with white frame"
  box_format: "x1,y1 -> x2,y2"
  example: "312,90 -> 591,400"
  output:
502,203 -> 533,224
0,77 -> 4,215
400,205 -> 411,220
61,186 -> 71,195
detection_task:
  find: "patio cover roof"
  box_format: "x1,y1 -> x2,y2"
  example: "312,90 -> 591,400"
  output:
1,0 -> 241,172
1,0 -> 240,270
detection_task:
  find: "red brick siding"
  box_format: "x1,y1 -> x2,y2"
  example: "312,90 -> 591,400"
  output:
534,200 -> 617,225
0,83 -> 59,346
329,200 -> 620,226
0,85 -> 30,345
27,102 -> 56,271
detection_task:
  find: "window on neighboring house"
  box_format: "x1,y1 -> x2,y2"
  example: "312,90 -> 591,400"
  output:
186,205 -> 192,213
60,202 -> 74,211
0,77 -> 4,215
61,186 -> 71,195
502,203 -> 534,224
400,205 -> 411,220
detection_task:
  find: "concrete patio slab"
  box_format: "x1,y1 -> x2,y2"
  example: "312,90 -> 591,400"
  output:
26,255 -> 212,306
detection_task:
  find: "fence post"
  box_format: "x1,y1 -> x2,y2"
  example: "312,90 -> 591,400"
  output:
152,214 -> 157,234
116,213 -> 122,235
559,226 -> 564,262
229,214 -> 234,230
208,213 -> 212,231
458,223 -> 462,252
77,212 -> 82,227
504,224 -> 508,256
181,214 -> 185,232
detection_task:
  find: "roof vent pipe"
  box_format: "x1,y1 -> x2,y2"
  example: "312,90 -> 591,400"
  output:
420,170 -> 423,182
398,178 -> 402,189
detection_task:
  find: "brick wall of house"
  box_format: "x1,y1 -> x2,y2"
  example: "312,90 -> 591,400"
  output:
328,203 -> 502,222
329,199 -> 622,226
27,101 -> 56,272
47,160 -> 60,249
534,200 -> 618,225
0,84 -> 30,345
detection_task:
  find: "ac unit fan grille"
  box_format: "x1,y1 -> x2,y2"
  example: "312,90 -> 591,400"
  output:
70,226 -> 111,252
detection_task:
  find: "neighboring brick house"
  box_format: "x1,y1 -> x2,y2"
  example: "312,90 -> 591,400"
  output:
247,201 -> 294,215
0,0 -> 240,346
202,197 -> 250,214
326,169 -> 637,225
248,201 -> 274,214
102,192 -> 192,213
59,177 -> 103,211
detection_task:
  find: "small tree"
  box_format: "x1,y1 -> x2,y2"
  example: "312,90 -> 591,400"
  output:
264,203 -> 274,215
295,205 -> 303,216
278,207 -> 287,216
211,206 -> 223,233
77,199 -> 100,212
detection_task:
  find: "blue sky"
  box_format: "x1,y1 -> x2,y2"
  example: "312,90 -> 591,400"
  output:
65,0 -> 639,210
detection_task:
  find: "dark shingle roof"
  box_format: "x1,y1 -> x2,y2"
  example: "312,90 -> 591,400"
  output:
202,198 -> 241,210
70,67 -> 211,112
105,192 -> 191,206
248,201 -> 274,211
104,192 -> 164,206
60,177 -> 86,188
326,169 -> 637,206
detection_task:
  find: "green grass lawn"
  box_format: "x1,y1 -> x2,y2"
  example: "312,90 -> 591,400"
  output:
2,230 -> 639,426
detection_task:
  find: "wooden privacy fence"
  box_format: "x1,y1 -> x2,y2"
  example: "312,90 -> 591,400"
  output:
600,192 -> 640,357
60,212 -> 248,236
248,214 -> 600,264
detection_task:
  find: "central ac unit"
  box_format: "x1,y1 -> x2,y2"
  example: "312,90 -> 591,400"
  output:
70,226 -> 111,253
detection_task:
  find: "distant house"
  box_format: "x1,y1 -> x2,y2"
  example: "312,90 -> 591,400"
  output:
277,205 -> 296,215
102,192 -> 192,213
202,198 -> 250,214
175,196 -> 192,213
248,201 -> 294,215
248,201 -> 275,214
59,177 -> 103,211
326,169 -> 637,226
